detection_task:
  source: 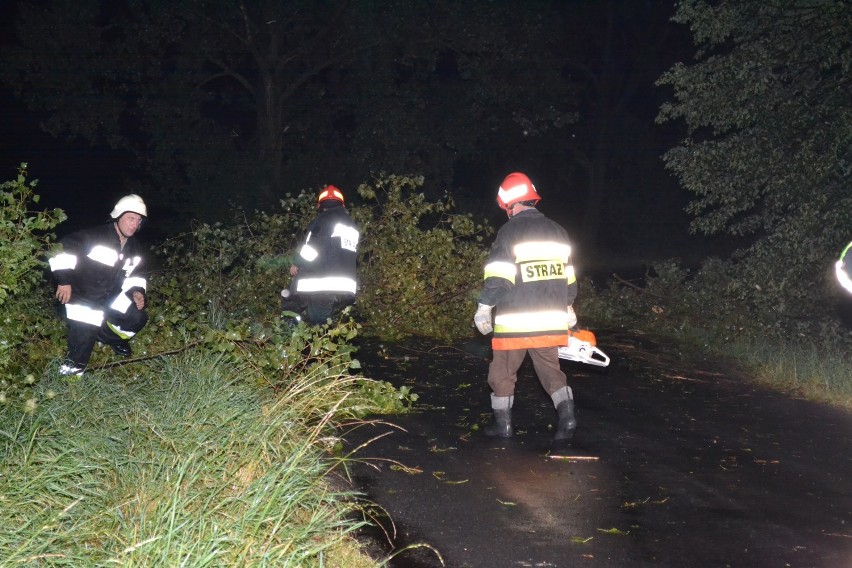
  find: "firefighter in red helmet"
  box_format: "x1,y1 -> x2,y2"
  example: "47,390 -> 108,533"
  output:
282,185 -> 360,325
49,194 -> 150,376
474,172 -> 580,442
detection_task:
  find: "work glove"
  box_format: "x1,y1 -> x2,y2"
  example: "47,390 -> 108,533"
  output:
566,305 -> 577,329
474,303 -> 494,335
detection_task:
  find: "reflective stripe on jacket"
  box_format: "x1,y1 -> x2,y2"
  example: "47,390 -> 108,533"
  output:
479,208 -> 577,350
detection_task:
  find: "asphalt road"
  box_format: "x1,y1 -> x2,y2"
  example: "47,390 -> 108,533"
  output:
344,332 -> 851,568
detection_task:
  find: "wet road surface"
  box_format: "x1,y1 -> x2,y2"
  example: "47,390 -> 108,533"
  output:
344,331 -> 851,568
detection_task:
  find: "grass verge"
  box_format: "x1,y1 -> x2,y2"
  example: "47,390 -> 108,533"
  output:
595,322 -> 852,410
0,350 -> 378,567
723,335 -> 852,409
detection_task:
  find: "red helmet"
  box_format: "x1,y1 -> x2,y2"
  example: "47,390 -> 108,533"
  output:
317,185 -> 345,206
496,172 -> 541,211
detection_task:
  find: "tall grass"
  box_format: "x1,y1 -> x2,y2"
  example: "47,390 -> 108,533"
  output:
0,351 -> 377,567
724,336 -> 852,409
579,270 -> 852,408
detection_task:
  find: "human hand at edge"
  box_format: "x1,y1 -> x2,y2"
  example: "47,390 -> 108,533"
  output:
566,305 -> 577,329
132,290 -> 146,310
474,303 -> 493,335
289,265 -> 299,277
56,285 -> 71,304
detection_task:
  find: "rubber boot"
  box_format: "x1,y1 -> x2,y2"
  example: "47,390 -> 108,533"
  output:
484,395 -> 513,437
484,408 -> 513,437
554,399 -> 577,441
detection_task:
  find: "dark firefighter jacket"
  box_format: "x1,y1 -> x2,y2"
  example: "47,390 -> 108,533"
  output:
478,208 -> 577,350
293,204 -> 360,295
48,222 -> 148,327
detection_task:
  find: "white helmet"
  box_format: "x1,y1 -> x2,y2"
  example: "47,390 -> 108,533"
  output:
110,194 -> 148,219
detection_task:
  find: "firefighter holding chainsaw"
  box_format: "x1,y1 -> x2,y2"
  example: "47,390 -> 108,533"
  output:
49,194 -> 150,377
283,185 -> 360,325
473,172 -> 579,442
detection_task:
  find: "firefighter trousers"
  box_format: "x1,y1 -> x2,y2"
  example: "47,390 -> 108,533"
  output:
65,304 -> 148,369
487,347 -> 568,399
282,290 -> 354,326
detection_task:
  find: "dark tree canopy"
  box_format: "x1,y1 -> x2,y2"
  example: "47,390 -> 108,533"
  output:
3,0 -> 370,220
657,0 -> 852,320
558,0 -> 688,256
1,0 -> 582,227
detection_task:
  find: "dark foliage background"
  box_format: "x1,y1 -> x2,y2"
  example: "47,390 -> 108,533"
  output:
0,0 -> 699,267
1,0 -> 850,345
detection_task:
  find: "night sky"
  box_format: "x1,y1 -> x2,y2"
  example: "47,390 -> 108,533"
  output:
0,0 -> 728,274
0,92 -> 132,230
0,1 -> 132,232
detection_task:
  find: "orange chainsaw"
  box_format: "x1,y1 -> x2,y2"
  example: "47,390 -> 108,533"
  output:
557,329 -> 610,367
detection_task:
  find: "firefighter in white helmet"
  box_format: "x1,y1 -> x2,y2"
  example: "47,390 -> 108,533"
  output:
473,172 -> 579,443
282,185 -> 360,325
49,194 -> 150,376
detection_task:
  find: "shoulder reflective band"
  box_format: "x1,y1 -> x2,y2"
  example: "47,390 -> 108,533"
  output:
299,244 -> 319,262
484,260 -> 517,282
331,223 -> 359,252
565,265 -> 576,284
49,252 -> 77,271
88,245 -> 120,266
64,303 -> 105,326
